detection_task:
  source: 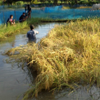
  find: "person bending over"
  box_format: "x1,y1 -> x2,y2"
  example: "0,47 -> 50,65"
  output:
19,12 -> 28,22
7,15 -> 15,25
27,25 -> 39,43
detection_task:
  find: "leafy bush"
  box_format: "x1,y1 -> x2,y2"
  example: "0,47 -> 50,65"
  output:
16,1 -> 24,5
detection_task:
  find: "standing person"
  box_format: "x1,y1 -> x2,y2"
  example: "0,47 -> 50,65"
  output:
19,12 -> 28,22
7,15 -> 15,25
25,4 -> 31,18
27,25 -> 39,43
27,5 -> 31,18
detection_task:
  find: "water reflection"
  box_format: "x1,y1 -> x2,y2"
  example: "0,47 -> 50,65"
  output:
55,86 -> 100,100
27,85 -> 100,100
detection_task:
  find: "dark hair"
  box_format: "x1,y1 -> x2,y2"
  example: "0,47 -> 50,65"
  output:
23,12 -> 25,14
28,5 -> 30,8
10,15 -> 13,18
30,25 -> 34,30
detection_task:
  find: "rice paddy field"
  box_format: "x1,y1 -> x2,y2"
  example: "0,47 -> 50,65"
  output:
6,18 -> 100,100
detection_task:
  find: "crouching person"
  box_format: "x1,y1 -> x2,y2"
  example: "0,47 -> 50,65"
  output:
27,25 -> 39,43
19,12 -> 28,23
7,15 -> 15,25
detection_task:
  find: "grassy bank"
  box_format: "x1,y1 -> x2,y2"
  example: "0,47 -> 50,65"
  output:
0,18 -> 42,41
6,18 -> 100,99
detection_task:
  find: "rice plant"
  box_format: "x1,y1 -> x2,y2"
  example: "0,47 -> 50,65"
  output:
6,18 -> 100,100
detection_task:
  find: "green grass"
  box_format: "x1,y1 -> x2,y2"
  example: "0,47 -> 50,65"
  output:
0,22 -> 27,40
6,18 -> 100,99
0,18 -> 43,42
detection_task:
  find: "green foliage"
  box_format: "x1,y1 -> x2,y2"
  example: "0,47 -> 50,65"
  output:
33,0 -> 38,4
15,1 -> 24,5
4,0 -> 100,5
0,1 -> 2,5
40,0 -> 45,3
6,0 -> 15,4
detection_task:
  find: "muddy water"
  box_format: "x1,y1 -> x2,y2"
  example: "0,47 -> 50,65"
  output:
0,23 -> 56,100
30,85 -> 100,100
0,23 -> 100,100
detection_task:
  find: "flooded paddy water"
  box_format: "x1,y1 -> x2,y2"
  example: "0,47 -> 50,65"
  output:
0,23 -> 100,100
0,23 -> 55,100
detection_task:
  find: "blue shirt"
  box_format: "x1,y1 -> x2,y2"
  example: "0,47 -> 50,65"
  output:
27,30 -> 38,42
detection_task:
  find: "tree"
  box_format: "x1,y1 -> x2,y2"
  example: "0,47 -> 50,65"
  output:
5,0 -> 32,4
6,0 -> 15,4
47,0 -> 52,3
53,0 -> 58,5
40,0 -> 45,3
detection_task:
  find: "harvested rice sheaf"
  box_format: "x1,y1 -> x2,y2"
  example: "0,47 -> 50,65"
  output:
6,19 -> 100,99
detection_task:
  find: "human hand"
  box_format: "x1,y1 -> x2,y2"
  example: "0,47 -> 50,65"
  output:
34,30 -> 39,34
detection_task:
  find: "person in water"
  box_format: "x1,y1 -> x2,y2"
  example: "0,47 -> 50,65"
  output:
7,15 -> 15,25
19,12 -> 28,22
27,25 -> 39,42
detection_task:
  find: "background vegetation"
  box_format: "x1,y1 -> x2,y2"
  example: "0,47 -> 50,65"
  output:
2,0 -> 100,5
